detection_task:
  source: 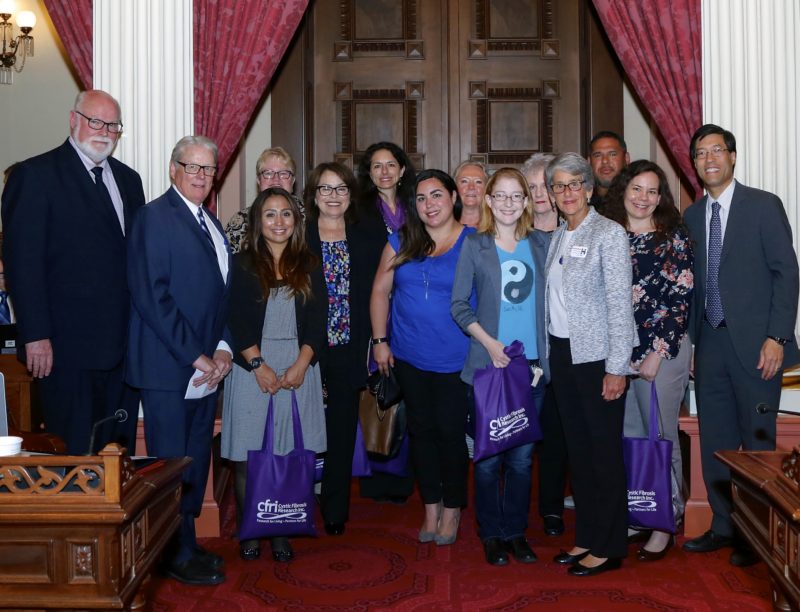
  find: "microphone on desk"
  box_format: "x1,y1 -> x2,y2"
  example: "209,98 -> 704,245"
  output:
86,409 -> 128,456
755,403 -> 798,416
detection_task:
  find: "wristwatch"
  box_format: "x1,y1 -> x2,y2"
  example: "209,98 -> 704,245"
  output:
249,356 -> 265,370
767,335 -> 789,346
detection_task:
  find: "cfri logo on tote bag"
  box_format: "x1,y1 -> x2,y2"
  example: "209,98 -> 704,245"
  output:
628,489 -> 658,511
256,498 -> 309,523
488,407 -> 529,441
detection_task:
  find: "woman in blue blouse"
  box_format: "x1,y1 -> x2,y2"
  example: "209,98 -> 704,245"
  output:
303,162 -> 386,536
451,168 -> 550,566
604,160 -> 694,561
371,169 -> 473,546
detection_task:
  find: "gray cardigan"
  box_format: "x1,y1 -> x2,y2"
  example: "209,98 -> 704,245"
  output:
451,230 -> 551,385
543,207 -> 636,375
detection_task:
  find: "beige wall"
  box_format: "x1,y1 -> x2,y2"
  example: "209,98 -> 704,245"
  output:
0,0 -> 80,193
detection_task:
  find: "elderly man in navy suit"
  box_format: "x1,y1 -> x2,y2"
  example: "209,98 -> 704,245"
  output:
1,90 -> 145,454
127,135 -> 232,586
683,124 -> 800,567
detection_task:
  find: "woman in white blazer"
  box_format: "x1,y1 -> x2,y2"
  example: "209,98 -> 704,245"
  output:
543,152 -> 636,577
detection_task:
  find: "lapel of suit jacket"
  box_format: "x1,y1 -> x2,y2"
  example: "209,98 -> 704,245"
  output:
720,180 -> 743,265
477,232 -> 502,298
61,141 -> 124,238
167,187 -> 223,280
108,158 -> 134,235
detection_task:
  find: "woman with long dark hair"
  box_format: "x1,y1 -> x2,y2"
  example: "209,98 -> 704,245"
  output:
371,169 -> 473,546
221,187 -> 327,563
356,142 -> 417,503
604,160 -> 694,561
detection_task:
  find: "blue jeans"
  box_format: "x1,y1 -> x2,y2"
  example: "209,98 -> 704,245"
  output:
472,381 -> 544,541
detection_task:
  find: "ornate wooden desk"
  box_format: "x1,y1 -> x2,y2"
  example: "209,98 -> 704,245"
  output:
0,445 -> 189,610
717,448 -> 800,612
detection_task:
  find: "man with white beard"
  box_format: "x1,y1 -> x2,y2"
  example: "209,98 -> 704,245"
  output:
1,89 -> 145,454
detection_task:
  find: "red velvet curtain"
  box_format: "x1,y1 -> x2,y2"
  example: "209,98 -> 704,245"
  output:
43,0 -> 93,90
592,0 -> 702,198
194,0 -> 308,211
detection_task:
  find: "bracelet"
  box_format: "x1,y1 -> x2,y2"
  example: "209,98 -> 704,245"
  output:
371,337 -> 388,346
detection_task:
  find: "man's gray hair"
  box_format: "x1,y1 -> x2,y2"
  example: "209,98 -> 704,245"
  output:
545,152 -> 594,194
73,89 -> 121,117
520,153 -> 555,177
171,135 -> 218,165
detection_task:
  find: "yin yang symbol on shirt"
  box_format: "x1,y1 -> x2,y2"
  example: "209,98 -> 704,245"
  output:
501,259 -> 533,304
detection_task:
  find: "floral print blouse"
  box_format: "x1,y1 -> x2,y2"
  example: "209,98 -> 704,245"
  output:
629,228 -> 694,365
322,239 -> 351,346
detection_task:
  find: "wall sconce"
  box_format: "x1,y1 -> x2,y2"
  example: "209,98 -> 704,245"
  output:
0,1 -> 35,85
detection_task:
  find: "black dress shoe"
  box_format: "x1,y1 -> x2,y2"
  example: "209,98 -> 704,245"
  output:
506,536 -> 537,563
568,557 -> 622,576
483,538 -> 509,566
543,515 -> 565,537
270,537 -> 294,562
683,530 -> 733,553
325,522 -> 345,536
627,529 -> 651,543
553,549 -> 590,565
730,546 -> 759,567
636,537 -> 673,562
166,557 -> 225,586
239,540 -> 261,561
194,546 -> 224,569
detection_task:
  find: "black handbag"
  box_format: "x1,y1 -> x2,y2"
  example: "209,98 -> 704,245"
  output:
367,369 -> 403,409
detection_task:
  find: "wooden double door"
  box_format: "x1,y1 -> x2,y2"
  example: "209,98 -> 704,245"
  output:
271,0 -> 622,180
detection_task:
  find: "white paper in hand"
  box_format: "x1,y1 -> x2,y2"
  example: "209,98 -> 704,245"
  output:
185,368 -> 216,400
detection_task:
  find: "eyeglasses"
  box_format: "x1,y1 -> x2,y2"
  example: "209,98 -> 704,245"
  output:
258,169 -> 294,181
693,146 -> 729,160
316,184 -> 349,196
490,192 -> 525,203
551,180 -> 586,194
175,160 -> 218,176
74,110 -> 123,134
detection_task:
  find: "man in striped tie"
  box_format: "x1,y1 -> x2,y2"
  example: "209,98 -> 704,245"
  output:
683,124 -> 800,567
126,135 -> 232,586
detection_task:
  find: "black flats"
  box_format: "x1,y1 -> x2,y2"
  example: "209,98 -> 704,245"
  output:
270,537 -> 294,562
543,515 -> 565,536
568,557 -> 622,576
553,549 -> 590,565
239,540 -> 261,561
324,522 -> 346,536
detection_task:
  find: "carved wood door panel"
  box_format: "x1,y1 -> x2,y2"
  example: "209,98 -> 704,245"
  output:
297,0 -> 606,174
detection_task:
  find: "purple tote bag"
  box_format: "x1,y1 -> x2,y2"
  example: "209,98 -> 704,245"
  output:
471,340 -> 543,462
623,382 -> 676,533
314,419 -> 372,482
240,391 -> 317,539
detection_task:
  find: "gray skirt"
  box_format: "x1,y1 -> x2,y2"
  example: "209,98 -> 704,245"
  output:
221,287 -> 326,461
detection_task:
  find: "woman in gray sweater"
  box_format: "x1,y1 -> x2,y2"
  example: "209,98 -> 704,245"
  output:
543,153 -> 636,577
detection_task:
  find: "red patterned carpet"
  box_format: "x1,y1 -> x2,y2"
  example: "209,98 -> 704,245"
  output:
145,485 -> 772,611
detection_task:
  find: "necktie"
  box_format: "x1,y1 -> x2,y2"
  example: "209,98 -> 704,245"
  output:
197,207 -> 215,248
0,292 -> 10,325
706,201 -> 724,327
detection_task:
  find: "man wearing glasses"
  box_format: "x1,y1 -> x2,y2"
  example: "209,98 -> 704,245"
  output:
1,89 -> 145,454
683,124 -> 799,567
126,135 -> 231,586
224,145 -> 302,253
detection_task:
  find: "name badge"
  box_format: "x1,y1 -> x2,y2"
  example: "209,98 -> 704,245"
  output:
570,245 -> 588,258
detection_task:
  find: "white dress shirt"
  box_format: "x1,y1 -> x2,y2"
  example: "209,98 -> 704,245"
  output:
69,137 -> 126,234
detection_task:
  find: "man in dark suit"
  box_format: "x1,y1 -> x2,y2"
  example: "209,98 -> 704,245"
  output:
683,124 -> 800,566
1,90 -> 145,454
127,135 -> 232,586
